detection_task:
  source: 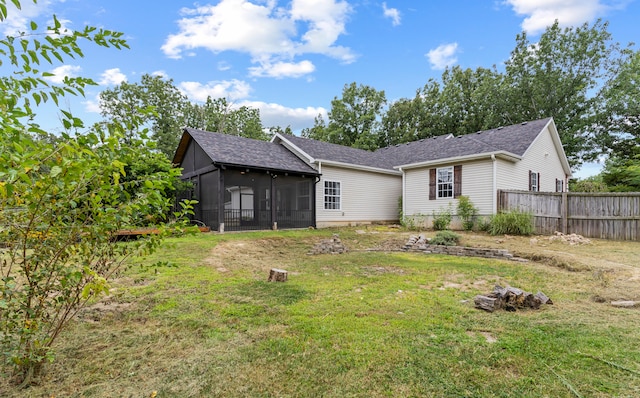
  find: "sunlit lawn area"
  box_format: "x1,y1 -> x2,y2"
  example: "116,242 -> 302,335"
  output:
2,228 -> 639,397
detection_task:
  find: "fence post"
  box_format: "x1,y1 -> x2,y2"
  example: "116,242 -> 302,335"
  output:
562,192 -> 568,234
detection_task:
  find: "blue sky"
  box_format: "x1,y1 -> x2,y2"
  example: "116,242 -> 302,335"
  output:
2,0 -> 638,177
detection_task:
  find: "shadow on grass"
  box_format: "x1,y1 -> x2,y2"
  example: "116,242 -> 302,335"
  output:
224,280 -> 310,307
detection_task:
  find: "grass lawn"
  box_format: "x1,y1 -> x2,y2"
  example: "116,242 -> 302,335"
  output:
2,227 -> 639,397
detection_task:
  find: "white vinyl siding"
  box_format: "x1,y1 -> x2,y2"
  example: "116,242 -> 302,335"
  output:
405,159 -> 494,219
496,125 -> 567,192
316,165 -> 402,226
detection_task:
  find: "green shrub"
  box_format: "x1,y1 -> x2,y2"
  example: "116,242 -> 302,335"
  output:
402,213 -> 427,231
430,230 -> 461,246
456,195 -> 478,231
488,210 -> 534,235
432,206 -> 452,230
477,217 -> 492,232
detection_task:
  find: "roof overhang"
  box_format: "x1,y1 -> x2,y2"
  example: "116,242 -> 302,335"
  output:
172,129 -> 191,165
213,162 -> 319,177
394,151 -> 521,170
271,133 -> 315,164
315,159 -> 401,176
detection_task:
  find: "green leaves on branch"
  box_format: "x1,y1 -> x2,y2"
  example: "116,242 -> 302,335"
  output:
0,0 -> 193,385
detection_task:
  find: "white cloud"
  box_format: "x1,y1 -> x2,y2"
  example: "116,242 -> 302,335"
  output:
238,100 -> 327,131
426,43 -> 459,70
179,79 -> 252,102
45,65 -> 82,84
504,0 -> 611,34
382,2 -> 401,26
248,60 -> 315,78
218,61 -> 232,71
98,68 -> 127,86
161,0 -> 354,78
83,95 -> 101,114
151,70 -> 168,78
1,0 -> 53,35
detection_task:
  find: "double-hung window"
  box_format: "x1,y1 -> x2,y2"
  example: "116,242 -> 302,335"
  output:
437,167 -> 454,198
324,180 -> 341,210
429,165 -> 461,200
529,171 -> 540,192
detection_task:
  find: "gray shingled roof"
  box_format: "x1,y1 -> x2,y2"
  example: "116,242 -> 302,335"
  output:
279,117 -> 552,170
278,134 -> 392,170
182,128 -> 318,175
380,117 -> 552,167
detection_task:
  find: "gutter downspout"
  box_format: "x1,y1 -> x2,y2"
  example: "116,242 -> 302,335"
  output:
491,154 -> 497,215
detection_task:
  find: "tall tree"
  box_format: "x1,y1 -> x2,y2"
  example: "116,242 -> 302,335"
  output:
596,49 -> 640,159
99,74 -> 189,158
381,67 -> 506,147
183,97 -> 267,140
307,82 -> 386,150
102,81 -> 268,157
504,20 -> 621,166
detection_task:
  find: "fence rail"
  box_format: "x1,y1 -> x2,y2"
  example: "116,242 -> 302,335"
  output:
498,190 -> 640,241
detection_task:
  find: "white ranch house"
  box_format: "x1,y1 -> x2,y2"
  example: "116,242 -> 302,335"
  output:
174,117 -> 571,231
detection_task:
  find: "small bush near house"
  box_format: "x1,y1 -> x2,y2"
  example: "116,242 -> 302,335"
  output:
488,210 -> 534,235
456,196 -> 478,231
477,217 -> 492,232
432,206 -> 452,230
430,230 -> 461,246
402,213 -> 427,231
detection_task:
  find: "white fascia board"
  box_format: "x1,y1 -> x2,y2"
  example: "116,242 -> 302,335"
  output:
543,118 -> 573,177
393,151 -> 521,170
271,133 -> 315,164
317,159 -> 402,176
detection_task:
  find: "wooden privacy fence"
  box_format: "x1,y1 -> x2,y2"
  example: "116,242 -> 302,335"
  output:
497,190 -> 640,241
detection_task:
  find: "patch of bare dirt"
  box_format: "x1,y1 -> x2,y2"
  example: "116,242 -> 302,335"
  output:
78,301 -> 134,323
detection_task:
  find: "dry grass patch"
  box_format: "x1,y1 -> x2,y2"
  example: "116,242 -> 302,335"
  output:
2,228 -> 640,397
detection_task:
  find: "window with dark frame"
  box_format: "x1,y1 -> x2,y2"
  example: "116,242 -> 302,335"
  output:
323,180 -> 341,210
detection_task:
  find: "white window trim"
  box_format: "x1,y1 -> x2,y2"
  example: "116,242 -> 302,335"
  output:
437,166 -> 454,199
323,179 -> 342,211
531,172 -> 539,192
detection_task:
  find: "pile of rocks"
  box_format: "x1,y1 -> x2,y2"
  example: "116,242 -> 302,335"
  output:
403,234 -> 429,250
309,234 -> 348,255
549,231 -> 591,245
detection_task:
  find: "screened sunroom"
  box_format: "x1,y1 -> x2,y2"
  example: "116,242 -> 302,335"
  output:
173,128 -> 319,232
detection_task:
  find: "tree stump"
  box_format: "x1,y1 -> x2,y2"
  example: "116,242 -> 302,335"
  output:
268,268 -> 288,282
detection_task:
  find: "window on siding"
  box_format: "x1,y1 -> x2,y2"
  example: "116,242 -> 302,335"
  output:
529,171 -> 540,192
437,167 -> 454,198
429,165 -> 462,200
555,178 -> 564,192
324,180 -> 341,210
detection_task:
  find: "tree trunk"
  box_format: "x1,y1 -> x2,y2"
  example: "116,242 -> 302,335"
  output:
268,268 -> 288,282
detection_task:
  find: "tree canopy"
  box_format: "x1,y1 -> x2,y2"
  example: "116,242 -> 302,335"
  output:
308,20 -> 634,171
99,76 -> 267,158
